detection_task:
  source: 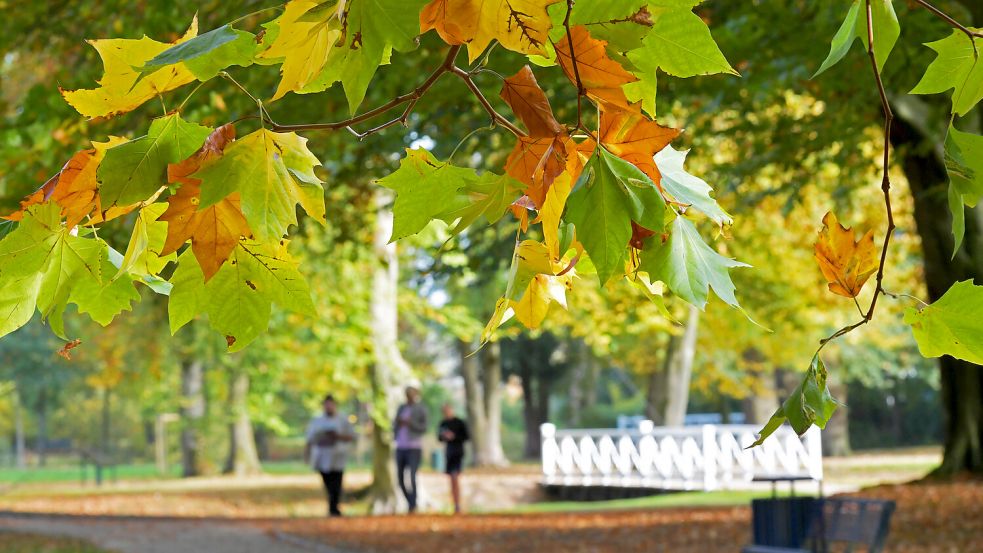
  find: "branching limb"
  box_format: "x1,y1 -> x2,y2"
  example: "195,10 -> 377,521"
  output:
563,0 -> 586,130
819,0 -> 896,349
912,0 -> 983,40
449,66 -> 525,137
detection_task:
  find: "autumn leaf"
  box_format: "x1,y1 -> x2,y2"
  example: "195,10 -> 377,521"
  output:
257,0 -> 344,101
500,66 -> 564,137
596,105 -> 680,186
55,339 -> 83,360
420,0 -> 561,62
504,136 -> 573,208
61,18 -> 199,118
555,25 -> 638,109
160,124 -> 252,281
192,129 -> 325,242
3,137 -> 130,227
814,211 -> 878,298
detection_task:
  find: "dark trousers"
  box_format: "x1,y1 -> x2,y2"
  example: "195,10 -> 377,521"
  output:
319,470 -> 344,515
395,448 -> 422,511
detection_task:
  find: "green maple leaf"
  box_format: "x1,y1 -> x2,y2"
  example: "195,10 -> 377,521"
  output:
750,355 -> 838,447
116,203 -> 174,278
566,148 -> 666,285
168,240 -> 314,351
654,145 -> 732,226
196,129 -> 325,242
904,280 -> 983,365
943,125 -> 983,255
638,215 -> 748,309
624,4 -> 736,115
98,114 -> 212,207
138,25 -> 258,80
293,0 -> 429,113
376,148 -> 480,242
438,172 -> 524,236
814,0 -> 899,77
70,255 -> 141,326
0,203 -> 105,338
911,30 -> 983,117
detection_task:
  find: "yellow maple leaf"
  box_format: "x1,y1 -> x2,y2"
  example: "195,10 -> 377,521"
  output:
814,211 -> 878,298
258,0 -> 344,101
61,19 -> 199,118
532,171 -> 573,259
420,0 -> 560,62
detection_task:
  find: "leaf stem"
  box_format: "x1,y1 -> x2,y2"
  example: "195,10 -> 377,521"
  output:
818,0 -> 896,350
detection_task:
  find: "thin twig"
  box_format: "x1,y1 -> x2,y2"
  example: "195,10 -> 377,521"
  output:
819,0 -> 896,349
449,67 -> 525,137
268,46 -> 462,134
912,0 -> 983,40
563,0 -> 586,130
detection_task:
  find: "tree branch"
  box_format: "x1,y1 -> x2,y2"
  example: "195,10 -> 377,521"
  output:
449,67 -> 526,137
268,46 -> 462,134
912,0 -> 983,40
563,0 -> 586,130
819,0 -> 896,349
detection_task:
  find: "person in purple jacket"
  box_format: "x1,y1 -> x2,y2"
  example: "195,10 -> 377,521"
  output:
393,384 -> 428,513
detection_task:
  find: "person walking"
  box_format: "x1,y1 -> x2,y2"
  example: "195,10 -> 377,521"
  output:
437,403 -> 470,514
304,394 -> 355,517
394,384 -> 428,513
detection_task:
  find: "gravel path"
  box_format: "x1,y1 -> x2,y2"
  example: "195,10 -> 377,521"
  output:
0,512 -> 359,553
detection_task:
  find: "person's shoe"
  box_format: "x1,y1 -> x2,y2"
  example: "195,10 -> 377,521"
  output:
329,510 -> 343,518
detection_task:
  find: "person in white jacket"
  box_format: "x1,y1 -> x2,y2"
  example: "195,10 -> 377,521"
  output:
304,394 -> 355,516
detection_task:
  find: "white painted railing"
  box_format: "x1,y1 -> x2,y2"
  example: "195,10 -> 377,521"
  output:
540,420 -> 822,490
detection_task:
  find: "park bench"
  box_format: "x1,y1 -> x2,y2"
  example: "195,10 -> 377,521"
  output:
743,497 -> 896,553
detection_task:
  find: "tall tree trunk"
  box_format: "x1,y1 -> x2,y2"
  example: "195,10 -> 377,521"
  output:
567,339 -> 588,427
180,358 -> 206,477
823,380 -> 851,456
520,365 -> 542,459
224,370 -> 262,476
367,190 -> 411,512
36,388 -> 47,468
891,109 -> 983,475
14,389 -> 25,469
480,342 -> 509,466
460,341 -> 490,465
647,306 -> 700,426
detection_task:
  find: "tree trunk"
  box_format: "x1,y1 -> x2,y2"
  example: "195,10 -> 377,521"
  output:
223,370 -> 262,476
647,306 -> 700,426
14,389 -> 25,469
36,388 -> 47,468
891,109 -> 983,475
100,389 -> 112,461
460,341 -> 490,465
180,358 -> 206,477
367,189 -> 411,512
567,339 -> 588,427
480,342 -> 509,466
520,365 -> 545,459
823,379 -> 851,457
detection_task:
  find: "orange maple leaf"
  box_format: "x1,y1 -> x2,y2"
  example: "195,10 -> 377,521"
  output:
597,105 -> 681,187
554,25 -> 637,110
500,66 -> 564,138
160,124 -> 251,281
814,211 -> 878,298
420,0 -> 560,62
3,137 -> 133,226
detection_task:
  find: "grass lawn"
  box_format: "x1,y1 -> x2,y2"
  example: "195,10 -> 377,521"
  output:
0,532 -> 109,553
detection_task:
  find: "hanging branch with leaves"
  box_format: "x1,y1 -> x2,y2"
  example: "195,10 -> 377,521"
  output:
2,0 -> 983,445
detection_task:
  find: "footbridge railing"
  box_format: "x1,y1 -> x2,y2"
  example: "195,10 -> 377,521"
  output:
540,421 -> 822,491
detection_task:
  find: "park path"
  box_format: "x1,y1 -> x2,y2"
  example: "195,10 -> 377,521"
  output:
0,512 -> 359,553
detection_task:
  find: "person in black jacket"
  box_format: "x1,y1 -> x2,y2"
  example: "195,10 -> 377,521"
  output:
437,403 -> 470,514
